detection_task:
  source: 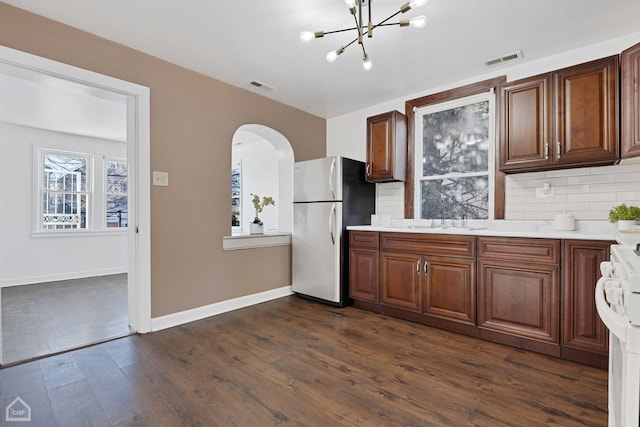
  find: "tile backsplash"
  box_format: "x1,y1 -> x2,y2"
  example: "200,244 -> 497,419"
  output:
376,162 -> 640,221
504,163 -> 640,220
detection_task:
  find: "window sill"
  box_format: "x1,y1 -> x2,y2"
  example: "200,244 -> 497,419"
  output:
223,232 -> 291,251
31,229 -> 128,238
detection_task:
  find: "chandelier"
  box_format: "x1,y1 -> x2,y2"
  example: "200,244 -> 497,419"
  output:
300,0 -> 428,71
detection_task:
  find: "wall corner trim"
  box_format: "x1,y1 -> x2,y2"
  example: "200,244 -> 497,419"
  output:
149,285 -> 293,332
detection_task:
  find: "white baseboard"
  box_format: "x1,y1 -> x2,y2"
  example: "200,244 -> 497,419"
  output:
150,285 -> 294,332
0,267 -> 128,288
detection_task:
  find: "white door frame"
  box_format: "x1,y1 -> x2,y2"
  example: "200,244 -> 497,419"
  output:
0,45 -> 152,339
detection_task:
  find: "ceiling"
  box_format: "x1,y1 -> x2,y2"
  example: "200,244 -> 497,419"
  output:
3,0 -> 640,119
0,61 -> 128,141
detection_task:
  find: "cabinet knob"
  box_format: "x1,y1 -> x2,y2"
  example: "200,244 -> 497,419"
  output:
416,260 -> 420,274
544,143 -> 549,160
556,141 -> 561,160
424,261 -> 428,275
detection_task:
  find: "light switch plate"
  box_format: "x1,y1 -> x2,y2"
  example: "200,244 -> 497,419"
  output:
153,171 -> 169,186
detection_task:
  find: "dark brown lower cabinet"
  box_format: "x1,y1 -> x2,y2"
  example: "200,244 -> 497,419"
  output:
349,247 -> 380,304
378,233 -> 478,335
349,231 -> 380,309
349,231 -> 609,368
561,240 -> 613,369
423,256 -> 476,333
380,252 -> 422,312
477,237 -> 561,357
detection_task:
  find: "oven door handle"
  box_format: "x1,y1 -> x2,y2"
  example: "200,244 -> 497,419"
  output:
595,276 -> 628,342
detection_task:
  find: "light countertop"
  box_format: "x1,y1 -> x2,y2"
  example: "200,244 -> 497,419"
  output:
347,220 -> 618,242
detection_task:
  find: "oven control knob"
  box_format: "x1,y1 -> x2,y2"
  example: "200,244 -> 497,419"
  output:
600,261 -> 613,278
604,279 -> 622,306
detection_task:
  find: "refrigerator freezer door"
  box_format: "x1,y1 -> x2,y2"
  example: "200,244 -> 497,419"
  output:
293,157 -> 343,202
292,201 -> 343,303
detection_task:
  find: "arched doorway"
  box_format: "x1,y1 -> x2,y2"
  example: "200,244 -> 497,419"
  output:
231,124 -> 294,235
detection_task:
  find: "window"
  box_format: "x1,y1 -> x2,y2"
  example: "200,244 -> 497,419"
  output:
231,161 -> 241,230
41,151 -> 89,230
414,92 -> 494,220
106,159 -> 128,228
36,148 -> 128,233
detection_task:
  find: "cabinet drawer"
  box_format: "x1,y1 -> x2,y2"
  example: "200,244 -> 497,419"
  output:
380,232 -> 475,258
349,231 -> 379,248
478,237 -> 559,264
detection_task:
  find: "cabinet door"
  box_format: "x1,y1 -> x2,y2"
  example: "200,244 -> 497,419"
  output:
553,56 -> 619,166
561,240 -> 611,368
478,259 -> 560,356
498,74 -> 552,171
366,111 -> 407,182
423,257 -> 475,325
380,252 -> 421,312
621,42 -> 640,159
349,247 -> 379,303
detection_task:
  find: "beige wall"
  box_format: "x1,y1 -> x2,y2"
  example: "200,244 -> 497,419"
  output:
0,4 -> 326,317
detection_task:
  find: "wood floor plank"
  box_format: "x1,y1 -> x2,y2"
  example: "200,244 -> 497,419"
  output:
73,345 -> 144,426
39,353 -> 85,391
47,379 -> 110,427
1,296 -> 607,426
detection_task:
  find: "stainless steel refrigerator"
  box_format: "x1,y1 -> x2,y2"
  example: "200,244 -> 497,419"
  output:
292,156 -> 375,306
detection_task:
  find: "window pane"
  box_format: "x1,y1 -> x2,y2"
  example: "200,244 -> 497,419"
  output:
106,195 -> 128,227
43,153 -> 87,191
42,193 -> 87,229
106,161 -> 128,194
422,100 -> 489,176
106,160 -> 128,228
231,164 -> 241,227
420,176 -> 489,220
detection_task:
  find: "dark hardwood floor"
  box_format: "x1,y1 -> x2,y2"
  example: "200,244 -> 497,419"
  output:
1,274 -> 130,365
0,296 -> 607,426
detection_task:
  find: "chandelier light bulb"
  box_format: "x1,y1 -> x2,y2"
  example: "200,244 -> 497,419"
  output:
326,47 -> 345,63
300,31 -> 315,42
344,0 -> 356,8
410,15 -> 427,28
363,54 -> 373,71
401,0 -> 427,13
409,0 -> 428,8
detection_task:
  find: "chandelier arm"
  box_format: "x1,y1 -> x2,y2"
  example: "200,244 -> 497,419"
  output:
343,37 -> 359,50
372,10 -> 402,30
374,22 -> 402,28
323,27 -> 360,36
353,10 -> 363,44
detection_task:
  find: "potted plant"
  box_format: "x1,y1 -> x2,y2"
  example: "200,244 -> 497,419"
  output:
608,203 -> 640,231
250,194 -> 275,234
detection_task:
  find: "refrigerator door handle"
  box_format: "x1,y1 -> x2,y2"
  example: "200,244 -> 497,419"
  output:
329,203 -> 336,245
329,157 -> 336,200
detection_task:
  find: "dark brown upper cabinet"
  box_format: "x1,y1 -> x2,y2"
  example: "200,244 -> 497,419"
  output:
621,42 -> 640,159
499,56 -> 619,172
366,110 -> 407,182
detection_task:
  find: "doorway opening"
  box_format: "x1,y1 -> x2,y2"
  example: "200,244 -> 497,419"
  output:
0,46 -> 151,366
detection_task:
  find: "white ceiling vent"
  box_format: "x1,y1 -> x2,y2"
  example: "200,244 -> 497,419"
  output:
247,80 -> 275,91
484,50 -> 523,67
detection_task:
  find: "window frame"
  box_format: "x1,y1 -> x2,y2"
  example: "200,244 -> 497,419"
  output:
404,76 -> 507,220
413,91 -> 495,220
